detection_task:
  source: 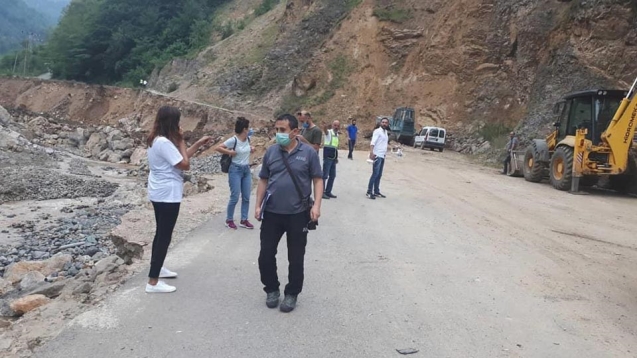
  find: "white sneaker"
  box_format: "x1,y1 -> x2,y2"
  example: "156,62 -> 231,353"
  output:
159,267 -> 178,278
145,280 -> 176,293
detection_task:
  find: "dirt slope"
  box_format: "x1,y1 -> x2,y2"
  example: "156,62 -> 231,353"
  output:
151,0 -> 637,150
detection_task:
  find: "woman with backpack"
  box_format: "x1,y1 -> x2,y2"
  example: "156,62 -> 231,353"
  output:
216,117 -> 255,230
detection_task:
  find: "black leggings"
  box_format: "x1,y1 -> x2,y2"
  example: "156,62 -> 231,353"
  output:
149,201 -> 181,278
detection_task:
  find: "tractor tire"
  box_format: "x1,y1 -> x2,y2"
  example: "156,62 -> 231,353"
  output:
523,146 -> 544,183
549,146 -> 574,191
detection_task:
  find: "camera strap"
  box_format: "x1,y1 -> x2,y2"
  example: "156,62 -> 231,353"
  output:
280,150 -> 312,211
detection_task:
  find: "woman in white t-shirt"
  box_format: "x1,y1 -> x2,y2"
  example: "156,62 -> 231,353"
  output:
145,106 -> 211,293
216,117 -> 255,230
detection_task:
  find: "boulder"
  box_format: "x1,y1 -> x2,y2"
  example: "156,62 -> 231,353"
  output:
110,138 -> 134,151
28,280 -> 67,298
72,282 -> 92,295
4,262 -> 46,284
85,133 -> 108,157
3,254 -> 72,284
98,149 -> 122,163
129,148 -> 147,165
0,105 -> 11,126
9,294 -> 50,315
94,256 -> 124,276
19,271 -> 45,290
120,148 -> 134,159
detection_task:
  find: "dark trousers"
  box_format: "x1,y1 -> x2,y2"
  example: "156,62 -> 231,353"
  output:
258,211 -> 309,296
323,158 -> 337,194
503,154 -> 511,174
348,140 -> 356,159
367,157 -> 385,195
149,201 -> 181,278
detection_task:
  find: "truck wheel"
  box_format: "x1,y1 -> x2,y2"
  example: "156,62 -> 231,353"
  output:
549,146 -> 573,191
439,148 -> 444,153
523,146 -> 544,183
413,141 -> 417,148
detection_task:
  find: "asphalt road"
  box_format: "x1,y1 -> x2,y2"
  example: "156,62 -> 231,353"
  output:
35,149 -> 637,358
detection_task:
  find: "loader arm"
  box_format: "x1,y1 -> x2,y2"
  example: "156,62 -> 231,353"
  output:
601,77 -> 637,173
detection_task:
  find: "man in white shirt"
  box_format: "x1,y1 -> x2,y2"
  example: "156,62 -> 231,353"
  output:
367,117 -> 390,200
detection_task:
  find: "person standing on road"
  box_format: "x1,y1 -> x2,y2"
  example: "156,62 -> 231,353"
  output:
503,131 -> 518,175
297,110 -> 322,152
346,116 -> 357,160
146,106 -> 211,293
322,120 -> 340,199
255,113 -> 323,313
367,117 -> 389,200
216,117 -> 256,230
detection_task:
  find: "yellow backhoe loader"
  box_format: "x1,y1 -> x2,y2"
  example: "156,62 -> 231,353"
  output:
509,77 -> 637,193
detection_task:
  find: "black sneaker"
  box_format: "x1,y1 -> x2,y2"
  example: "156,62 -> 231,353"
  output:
322,194 -> 330,200
375,193 -> 386,198
366,193 -> 376,200
326,193 -> 337,199
280,294 -> 297,313
266,291 -> 280,309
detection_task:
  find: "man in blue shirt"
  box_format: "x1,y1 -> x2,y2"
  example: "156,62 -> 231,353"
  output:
346,116 -> 358,160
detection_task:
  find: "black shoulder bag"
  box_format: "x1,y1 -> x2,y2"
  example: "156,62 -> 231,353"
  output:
281,152 -> 318,229
220,137 -> 238,173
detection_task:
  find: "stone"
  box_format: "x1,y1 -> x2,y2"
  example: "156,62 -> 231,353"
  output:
27,116 -> 48,129
45,254 -> 73,273
129,147 -> 147,165
94,255 -> 124,276
32,251 -> 48,260
0,318 -> 11,328
109,138 -> 134,151
19,271 -> 46,290
0,278 -> 13,296
4,261 -> 46,284
72,282 -> 92,295
9,294 -> 50,315
0,105 -> 11,126
110,235 -> 143,265
0,299 -> 17,317
85,133 -> 108,157
29,280 -> 67,298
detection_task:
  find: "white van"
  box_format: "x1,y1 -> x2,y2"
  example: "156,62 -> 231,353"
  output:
414,127 -> 446,152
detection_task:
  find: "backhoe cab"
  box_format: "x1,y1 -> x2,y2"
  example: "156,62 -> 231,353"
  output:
520,77 -> 637,193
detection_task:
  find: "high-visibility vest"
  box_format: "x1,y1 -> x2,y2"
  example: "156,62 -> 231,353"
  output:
324,129 -> 339,148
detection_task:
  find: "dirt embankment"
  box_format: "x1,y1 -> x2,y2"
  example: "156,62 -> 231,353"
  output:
0,77 -> 272,140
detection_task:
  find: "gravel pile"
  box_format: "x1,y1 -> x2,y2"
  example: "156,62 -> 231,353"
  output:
67,158 -> 95,177
1,200 -> 132,277
190,154 -> 222,175
0,167 -> 119,204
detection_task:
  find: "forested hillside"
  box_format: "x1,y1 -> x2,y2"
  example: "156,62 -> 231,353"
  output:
0,0 -> 55,55
43,0 -> 233,85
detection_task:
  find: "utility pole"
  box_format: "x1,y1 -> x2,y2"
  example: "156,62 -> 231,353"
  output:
22,33 -> 32,76
12,50 -> 19,74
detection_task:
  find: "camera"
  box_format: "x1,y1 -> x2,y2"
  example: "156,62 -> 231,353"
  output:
306,220 -> 318,231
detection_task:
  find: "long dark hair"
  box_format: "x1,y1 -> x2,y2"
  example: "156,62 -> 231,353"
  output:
147,106 -> 182,147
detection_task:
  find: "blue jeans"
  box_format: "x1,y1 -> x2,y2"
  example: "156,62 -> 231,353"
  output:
227,163 -> 252,221
367,157 -> 385,195
323,158 -> 337,194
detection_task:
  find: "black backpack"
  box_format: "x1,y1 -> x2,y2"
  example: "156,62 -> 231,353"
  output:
220,136 -> 250,173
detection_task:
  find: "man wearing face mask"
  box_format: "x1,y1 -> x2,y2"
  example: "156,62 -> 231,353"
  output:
367,118 -> 390,200
296,110 -> 322,152
255,113 -> 323,313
